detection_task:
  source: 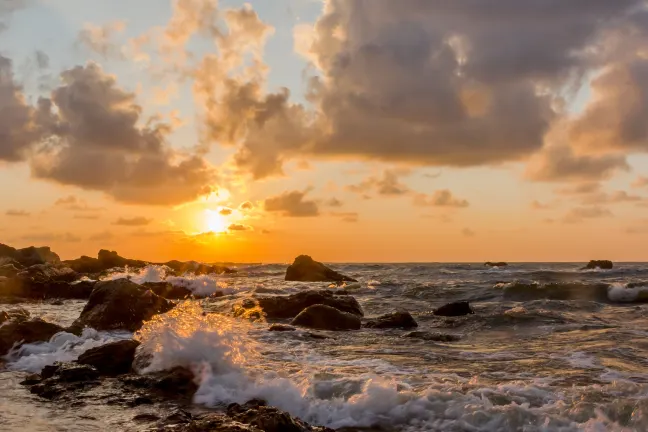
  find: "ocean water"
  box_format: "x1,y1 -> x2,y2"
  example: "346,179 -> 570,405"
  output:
3,263 -> 648,431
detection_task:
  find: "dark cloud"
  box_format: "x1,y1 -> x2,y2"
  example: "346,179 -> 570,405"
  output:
580,190 -> 645,206
331,212 -> 359,223
74,214 -> 100,220
264,190 -> 319,217
462,228 -> 476,237
239,201 -> 254,210
413,190 -> 469,208
555,183 -> 602,195
562,206 -> 613,224
228,223 -> 251,231
5,209 -> 30,217
54,195 -> 104,212
219,207 -> 233,216
525,145 -> 629,182
113,217 -> 153,226
325,198 -> 343,207
346,169 -> 410,197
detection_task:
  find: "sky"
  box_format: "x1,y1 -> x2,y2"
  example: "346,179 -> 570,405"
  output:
1,0 -> 648,263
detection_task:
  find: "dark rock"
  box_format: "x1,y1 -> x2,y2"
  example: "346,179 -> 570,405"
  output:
120,366 -> 198,399
0,264 -> 95,300
364,311 -> 418,329
27,363 -> 101,400
0,318 -> 64,354
70,279 -> 174,332
291,305 -> 361,331
142,282 -> 193,300
56,363 -> 100,382
0,243 -> 61,267
77,339 -> 140,375
162,260 -> 236,276
63,255 -> 105,274
51,300 -> 64,306
433,301 -> 475,317
64,250 -> 147,274
0,263 -> 21,277
20,373 -> 42,385
158,414 -> 263,431
285,255 -> 356,282
227,399 -> 335,432
268,324 -> 296,332
402,331 -> 461,342
30,381 -> 64,399
41,364 -> 60,380
133,413 -> 161,422
584,260 -> 613,270
127,396 -> 154,407
484,262 -> 508,267
234,290 -> 363,320
304,332 -> 331,340
0,307 -> 29,324
164,409 -> 193,425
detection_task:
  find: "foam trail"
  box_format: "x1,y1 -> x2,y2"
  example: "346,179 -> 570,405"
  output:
607,283 -> 648,302
5,328 -> 131,373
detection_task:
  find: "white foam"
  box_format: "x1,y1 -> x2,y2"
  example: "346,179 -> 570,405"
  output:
5,328 -> 132,373
607,283 -> 648,302
102,265 -> 168,284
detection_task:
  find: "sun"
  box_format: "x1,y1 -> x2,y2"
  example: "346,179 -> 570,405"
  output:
204,210 -> 228,233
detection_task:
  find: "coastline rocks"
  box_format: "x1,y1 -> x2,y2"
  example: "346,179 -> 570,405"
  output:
226,399 -> 335,432
291,305 -> 361,331
77,340 -> 140,375
0,307 -> 30,324
70,279 -> 174,332
285,255 -> 356,282
403,331 -> 461,342
120,366 -> 198,399
433,301 -> 475,317
484,262 -> 508,267
364,311 -> 418,329
0,243 -> 61,267
0,318 -> 64,354
584,260 -> 613,270
162,260 -> 235,276
0,263 -> 21,278
64,249 -> 147,274
0,264 -> 96,299
142,282 -> 193,300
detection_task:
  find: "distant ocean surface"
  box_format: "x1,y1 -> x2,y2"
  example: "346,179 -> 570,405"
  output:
3,262 -> 648,431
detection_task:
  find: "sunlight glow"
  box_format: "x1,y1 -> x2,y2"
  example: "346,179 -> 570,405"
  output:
205,210 -> 228,233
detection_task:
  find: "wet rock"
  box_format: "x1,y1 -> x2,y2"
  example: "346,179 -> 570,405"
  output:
364,311 -> 418,329
285,255 -> 356,282
158,414 -> 263,431
41,364 -> 60,379
227,399 -> 335,432
584,260 -> 613,270
0,243 -> 61,267
0,263 -> 21,277
164,409 -> 193,425
0,318 -> 64,354
28,363 -> 101,400
133,413 -> 161,422
163,259 -> 236,275
268,324 -> 296,332
64,249 -> 147,274
0,307 -> 29,324
433,301 -> 475,317
1,264 -> 95,299
304,332 -> 331,340
484,262 -> 508,267
70,279 -> 174,332
120,366 -> 198,399
142,282 -> 193,300
234,290 -> 363,320
56,363 -> 100,382
291,305 -> 361,331
402,331 -> 461,342
77,339 -> 141,375
20,373 -> 42,385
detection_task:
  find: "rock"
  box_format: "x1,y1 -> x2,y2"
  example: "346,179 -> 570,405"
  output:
20,373 -> 42,385
56,363 -> 100,382
402,331 -> 461,342
27,363 -> 101,400
64,250 -> 147,274
162,260 -> 236,276
285,255 -> 356,282
120,366 -> 198,399
0,318 -> 64,354
0,263 -> 21,278
268,324 -> 296,332
433,301 -> 475,317
142,282 -> 193,300
584,260 -> 613,270
77,339 -> 140,375
70,279 -> 174,332
0,264 -> 94,299
0,307 -> 29,324
484,262 -> 508,267
291,305 -> 361,331
227,399 -> 334,432
158,414 -> 263,431
133,413 -> 161,422
0,243 -> 61,267
364,311 -> 418,329
234,290 -> 363,320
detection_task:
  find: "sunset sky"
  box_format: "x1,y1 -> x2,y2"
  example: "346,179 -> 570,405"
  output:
2,0 -> 648,263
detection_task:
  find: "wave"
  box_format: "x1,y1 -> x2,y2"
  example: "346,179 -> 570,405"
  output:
498,280 -> 648,303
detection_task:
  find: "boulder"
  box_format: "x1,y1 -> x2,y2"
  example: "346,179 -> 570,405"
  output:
0,243 -> 61,267
402,331 -> 461,342
120,366 -> 198,399
142,282 -> 193,300
234,290 -> 363,320
0,265 -> 94,299
291,305 -> 361,331
584,260 -> 613,270
433,301 -> 475,317
0,318 -> 64,354
64,250 -> 147,274
227,399 -> 335,432
77,339 -> 141,375
285,255 -> 356,282
364,311 -> 418,329
484,262 -> 508,267
70,279 -> 174,332
0,263 -> 21,278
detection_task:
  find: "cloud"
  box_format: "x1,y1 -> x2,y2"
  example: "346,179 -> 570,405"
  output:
219,207 -> 233,216
331,212 -> 359,223
462,228 -> 476,237
89,230 -> 114,241
632,176 -> 648,188
196,0 -> 648,179
555,183 -> 602,195
228,223 -> 251,231
580,190 -> 645,206
526,145 -> 629,182
346,169 -> 411,197
74,214 -> 99,220
77,21 -> 127,59
54,195 -> 104,212
5,209 -> 30,217
21,232 -> 81,243
239,201 -> 254,210
264,189 -> 319,217
324,198 -> 343,207
113,216 -> 153,226
562,206 -> 613,224
413,190 -> 469,208
530,200 -> 552,210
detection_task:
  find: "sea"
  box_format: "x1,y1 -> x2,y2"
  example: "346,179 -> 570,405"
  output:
2,262 -> 648,431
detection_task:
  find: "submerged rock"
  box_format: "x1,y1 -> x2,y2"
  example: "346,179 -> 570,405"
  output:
234,290 -> 363,320
70,279 -> 174,332
403,331 -> 461,342
291,304 -> 361,331
285,255 -> 356,282
484,262 -> 508,267
364,311 -> 418,329
584,260 -> 613,270
0,318 -> 64,354
77,339 -> 141,375
433,301 -> 475,317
